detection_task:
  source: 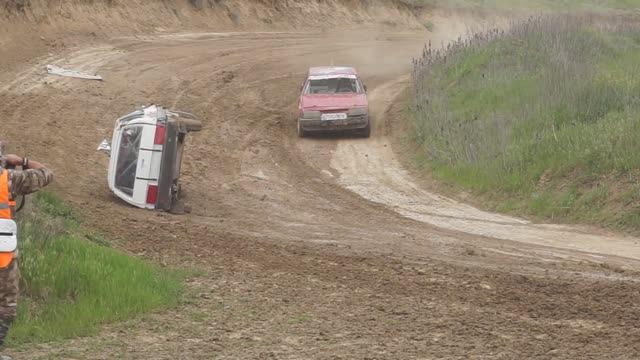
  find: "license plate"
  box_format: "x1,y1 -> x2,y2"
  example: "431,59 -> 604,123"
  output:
321,113 -> 347,121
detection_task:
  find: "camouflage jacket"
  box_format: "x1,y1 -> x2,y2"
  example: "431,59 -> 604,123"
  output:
4,168 -> 54,198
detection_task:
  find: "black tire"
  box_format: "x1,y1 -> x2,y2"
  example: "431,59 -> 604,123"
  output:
179,118 -> 203,132
297,121 -> 307,138
361,122 -> 371,138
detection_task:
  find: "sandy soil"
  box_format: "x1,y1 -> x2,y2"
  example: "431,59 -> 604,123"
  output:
1,3 -> 640,358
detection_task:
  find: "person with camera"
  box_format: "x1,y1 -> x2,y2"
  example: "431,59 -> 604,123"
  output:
0,141 -> 53,358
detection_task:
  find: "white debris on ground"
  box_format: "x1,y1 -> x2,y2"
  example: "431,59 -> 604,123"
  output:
97,139 -> 111,153
46,65 -> 103,80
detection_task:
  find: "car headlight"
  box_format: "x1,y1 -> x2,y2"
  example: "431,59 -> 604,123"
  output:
302,110 -> 321,119
348,107 -> 368,116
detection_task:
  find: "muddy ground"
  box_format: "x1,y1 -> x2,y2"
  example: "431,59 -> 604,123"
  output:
1,2 -> 640,358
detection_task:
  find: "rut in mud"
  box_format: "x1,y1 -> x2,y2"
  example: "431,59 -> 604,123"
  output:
2,1 -> 640,358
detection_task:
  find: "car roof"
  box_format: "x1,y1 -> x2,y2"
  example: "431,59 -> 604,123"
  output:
308,66 -> 358,77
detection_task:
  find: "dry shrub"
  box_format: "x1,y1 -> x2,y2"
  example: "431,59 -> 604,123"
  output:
2,0 -> 28,12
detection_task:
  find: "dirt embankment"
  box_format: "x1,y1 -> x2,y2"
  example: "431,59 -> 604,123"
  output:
0,0 -> 425,71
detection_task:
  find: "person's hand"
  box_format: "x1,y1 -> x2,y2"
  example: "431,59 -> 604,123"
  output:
3,154 -> 23,167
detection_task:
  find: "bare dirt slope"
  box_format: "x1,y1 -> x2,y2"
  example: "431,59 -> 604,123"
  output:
1,1 -> 640,358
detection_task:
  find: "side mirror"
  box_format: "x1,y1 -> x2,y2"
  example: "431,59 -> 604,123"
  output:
97,139 -> 111,156
363,84 -> 368,93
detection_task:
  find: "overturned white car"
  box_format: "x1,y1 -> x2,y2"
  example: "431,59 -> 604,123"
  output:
100,105 -> 202,213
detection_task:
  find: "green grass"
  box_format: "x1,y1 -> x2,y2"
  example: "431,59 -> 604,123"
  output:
7,192 -> 183,345
410,16 -> 640,231
405,0 -> 640,11
424,20 -> 435,32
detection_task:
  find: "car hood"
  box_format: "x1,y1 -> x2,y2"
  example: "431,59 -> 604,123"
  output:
301,94 -> 368,111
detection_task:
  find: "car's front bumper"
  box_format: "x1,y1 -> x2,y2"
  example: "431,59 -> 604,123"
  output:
298,115 -> 369,133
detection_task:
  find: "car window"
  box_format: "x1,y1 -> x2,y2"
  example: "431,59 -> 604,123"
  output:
115,125 -> 143,196
306,77 -> 361,94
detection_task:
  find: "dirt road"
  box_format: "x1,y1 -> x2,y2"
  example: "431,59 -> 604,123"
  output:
3,11 -> 640,359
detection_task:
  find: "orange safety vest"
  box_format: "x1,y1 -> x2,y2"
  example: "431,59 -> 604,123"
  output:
0,169 -> 16,268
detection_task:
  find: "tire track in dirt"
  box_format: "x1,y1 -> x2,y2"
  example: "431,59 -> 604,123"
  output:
3,16 -> 640,359
2,23 -> 638,271
328,76 -> 640,263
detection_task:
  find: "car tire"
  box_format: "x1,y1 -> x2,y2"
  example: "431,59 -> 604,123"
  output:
297,121 -> 307,138
179,119 -> 203,132
169,199 -> 186,215
361,122 -> 371,138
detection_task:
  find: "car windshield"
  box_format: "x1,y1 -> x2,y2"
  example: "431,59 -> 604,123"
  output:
115,125 -> 142,196
306,77 -> 360,94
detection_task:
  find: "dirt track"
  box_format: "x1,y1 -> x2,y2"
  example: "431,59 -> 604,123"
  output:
2,7 -> 640,359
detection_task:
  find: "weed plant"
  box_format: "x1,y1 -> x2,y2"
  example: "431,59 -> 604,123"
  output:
410,15 -> 640,228
7,192 -> 183,345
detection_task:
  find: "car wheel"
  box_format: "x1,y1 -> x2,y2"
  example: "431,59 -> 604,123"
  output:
178,119 -> 203,132
297,121 -> 307,138
361,122 -> 371,138
174,183 -> 183,200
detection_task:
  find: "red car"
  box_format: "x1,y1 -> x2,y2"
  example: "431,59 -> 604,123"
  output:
297,66 -> 370,138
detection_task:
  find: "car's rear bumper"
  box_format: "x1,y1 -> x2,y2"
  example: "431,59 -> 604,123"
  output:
299,116 -> 369,133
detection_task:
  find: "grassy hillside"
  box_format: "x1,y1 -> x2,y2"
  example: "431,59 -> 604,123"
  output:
8,192 -> 183,345
410,16 -> 640,231
410,0 -> 639,11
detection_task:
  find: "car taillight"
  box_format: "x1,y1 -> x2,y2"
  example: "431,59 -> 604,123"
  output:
146,184 -> 158,205
154,124 -> 166,145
